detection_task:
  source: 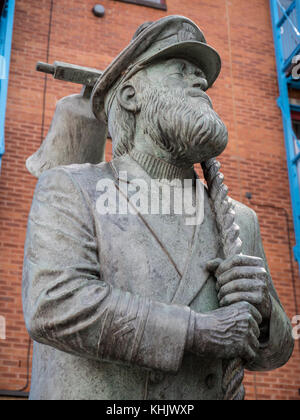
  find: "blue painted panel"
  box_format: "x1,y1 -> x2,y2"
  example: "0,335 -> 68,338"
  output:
0,0 -> 15,171
270,0 -> 300,264
277,0 -> 296,28
276,0 -> 300,65
296,0 -> 300,27
283,42 -> 300,71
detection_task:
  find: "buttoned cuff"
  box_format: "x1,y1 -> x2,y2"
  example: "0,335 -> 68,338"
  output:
134,301 -> 191,373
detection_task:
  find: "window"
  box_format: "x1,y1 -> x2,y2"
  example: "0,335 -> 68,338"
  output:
292,110 -> 300,138
114,0 -> 167,11
293,120 -> 300,139
0,0 -> 5,16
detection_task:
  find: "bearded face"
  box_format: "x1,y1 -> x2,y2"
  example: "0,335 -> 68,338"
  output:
140,84 -> 228,167
110,58 -> 228,165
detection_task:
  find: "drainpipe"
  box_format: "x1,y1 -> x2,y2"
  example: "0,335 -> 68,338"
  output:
0,0 -> 15,171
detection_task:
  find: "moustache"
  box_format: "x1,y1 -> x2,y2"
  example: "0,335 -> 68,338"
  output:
184,88 -> 213,108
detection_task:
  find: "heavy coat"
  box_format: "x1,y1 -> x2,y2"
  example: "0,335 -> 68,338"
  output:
23,154 -> 293,400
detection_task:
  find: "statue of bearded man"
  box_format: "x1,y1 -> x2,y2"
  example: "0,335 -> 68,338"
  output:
23,16 -> 294,401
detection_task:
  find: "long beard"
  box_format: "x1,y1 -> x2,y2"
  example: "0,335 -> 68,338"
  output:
141,86 -> 228,166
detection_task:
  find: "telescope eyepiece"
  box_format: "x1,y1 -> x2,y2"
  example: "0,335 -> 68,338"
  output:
36,62 -> 55,75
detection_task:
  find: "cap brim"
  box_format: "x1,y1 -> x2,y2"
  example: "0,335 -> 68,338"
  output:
138,41 -> 221,88
92,16 -> 222,121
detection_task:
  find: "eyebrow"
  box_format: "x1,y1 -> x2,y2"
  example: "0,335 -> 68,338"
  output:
165,59 -> 204,75
165,58 -> 186,68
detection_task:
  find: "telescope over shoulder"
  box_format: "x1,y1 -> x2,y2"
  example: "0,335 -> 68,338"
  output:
27,62 -> 106,178
36,61 -> 103,88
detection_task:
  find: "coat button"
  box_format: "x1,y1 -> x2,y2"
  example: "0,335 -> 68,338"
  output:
149,371 -> 165,384
205,374 -> 216,390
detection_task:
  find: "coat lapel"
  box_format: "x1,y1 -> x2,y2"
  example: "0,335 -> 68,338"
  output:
109,157 -> 183,279
109,155 -> 220,306
171,190 -> 221,306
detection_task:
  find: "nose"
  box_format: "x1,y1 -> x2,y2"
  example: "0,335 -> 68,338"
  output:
192,77 -> 208,91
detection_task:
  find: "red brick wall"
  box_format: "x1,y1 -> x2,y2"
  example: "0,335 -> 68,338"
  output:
0,0 -> 299,400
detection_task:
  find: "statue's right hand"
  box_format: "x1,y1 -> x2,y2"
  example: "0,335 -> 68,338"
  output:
187,302 -> 262,362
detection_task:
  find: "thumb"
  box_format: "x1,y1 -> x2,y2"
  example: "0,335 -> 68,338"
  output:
206,258 -> 223,274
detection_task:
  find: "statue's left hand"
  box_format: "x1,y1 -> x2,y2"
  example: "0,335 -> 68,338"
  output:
207,255 -> 272,321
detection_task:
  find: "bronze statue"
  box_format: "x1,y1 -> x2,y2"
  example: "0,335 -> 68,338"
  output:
23,16 -> 294,400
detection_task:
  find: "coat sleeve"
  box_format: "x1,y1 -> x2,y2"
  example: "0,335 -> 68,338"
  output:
245,209 -> 294,372
22,167 -> 191,373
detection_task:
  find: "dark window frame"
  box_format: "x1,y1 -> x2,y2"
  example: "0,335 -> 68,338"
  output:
292,112 -> 300,139
293,120 -> 300,139
114,0 -> 167,11
0,0 -> 5,16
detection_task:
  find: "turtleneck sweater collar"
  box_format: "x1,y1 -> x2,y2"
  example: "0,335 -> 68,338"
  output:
130,149 -> 194,181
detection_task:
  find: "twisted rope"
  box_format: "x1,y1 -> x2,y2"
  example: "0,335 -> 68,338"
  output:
202,158 -> 245,401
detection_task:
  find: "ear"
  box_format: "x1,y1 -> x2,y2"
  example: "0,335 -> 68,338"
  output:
117,82 -> 141,113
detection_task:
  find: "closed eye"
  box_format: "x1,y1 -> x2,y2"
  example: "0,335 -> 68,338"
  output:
169,72 -> 184,78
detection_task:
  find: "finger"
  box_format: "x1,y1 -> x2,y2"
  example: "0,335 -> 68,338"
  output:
220,295 -> 263,324
218,279 -> 264,301
249,316 -> 261,339
215,254 -> 264,277
206,258 -> 223,273
216,266 -> 267,290
241,343 -> 257,362
248,329 -> 260,352
234,308 -> 262,333
242,330 -> 260,362
247,303 -> 263,326
220,292 -> 257,308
